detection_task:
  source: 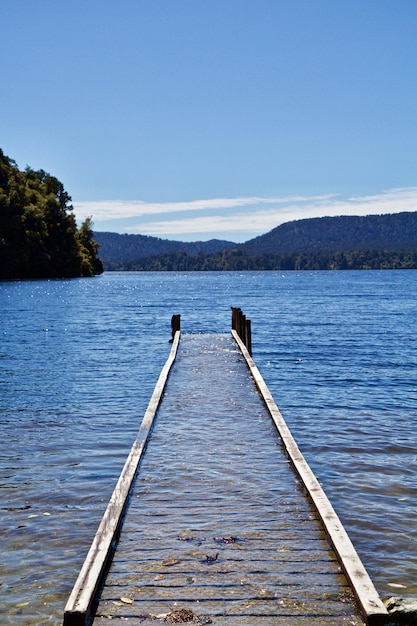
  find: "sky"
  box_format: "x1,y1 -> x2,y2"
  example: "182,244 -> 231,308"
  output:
1,1 -> 417,243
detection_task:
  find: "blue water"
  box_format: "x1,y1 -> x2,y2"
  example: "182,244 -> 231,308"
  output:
1,270 -> 417,624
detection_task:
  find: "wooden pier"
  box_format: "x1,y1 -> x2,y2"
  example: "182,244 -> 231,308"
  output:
64,312 -> 389,626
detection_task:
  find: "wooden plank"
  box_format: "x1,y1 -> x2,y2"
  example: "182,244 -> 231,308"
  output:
231,329 -> 388,626
93,615 -> 362,626
63,330 -> 181,626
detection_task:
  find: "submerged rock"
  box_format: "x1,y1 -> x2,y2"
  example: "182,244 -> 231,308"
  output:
385,597 -> 417,624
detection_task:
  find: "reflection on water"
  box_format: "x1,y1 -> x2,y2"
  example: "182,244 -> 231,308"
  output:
1,271 -> 417,624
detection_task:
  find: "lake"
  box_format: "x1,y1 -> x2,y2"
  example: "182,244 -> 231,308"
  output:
1,270 -> 417,624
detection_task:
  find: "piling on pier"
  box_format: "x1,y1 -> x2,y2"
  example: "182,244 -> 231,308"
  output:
231,306 -> 252,355
169,313 -> 181,342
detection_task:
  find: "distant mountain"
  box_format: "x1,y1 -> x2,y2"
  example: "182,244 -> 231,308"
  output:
240,212 -> 417,255
94,231 -> 236,270
95,211 -> 417,271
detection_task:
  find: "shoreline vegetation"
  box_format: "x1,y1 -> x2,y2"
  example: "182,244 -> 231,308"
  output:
0,149 -> 102,280
101,247 -> 417,271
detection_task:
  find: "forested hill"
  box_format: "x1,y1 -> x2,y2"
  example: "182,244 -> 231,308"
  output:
0,149 -> 103,279
241,212 -> 417,255
95,211 -> 417,271
94,231 -> 236,269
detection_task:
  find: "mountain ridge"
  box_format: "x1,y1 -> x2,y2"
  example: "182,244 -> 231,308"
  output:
95,211 -> 417,270
240,211 -> 417,255
94,232 -> 236,268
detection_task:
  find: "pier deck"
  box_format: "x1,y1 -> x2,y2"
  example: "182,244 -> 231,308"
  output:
65,328 -> 388,625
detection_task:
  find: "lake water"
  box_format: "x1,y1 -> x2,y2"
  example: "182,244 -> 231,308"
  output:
1,270 -> 417,624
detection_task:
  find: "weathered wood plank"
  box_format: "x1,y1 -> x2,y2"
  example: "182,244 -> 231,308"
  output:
92,595 -> 365,624
95,616 -> 358,625
93,616 -> 361,626
63,331 -> 181,626
232,328 -> 388,626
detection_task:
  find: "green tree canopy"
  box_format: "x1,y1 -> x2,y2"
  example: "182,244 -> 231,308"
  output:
0,149 -> 103,279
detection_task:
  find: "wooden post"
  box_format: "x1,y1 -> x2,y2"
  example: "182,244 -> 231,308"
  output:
231,307 -> 252,355
240,312 -> 246,347
231,307 -> 239,332
246,318 -> 252,356
170,314 -> 181,343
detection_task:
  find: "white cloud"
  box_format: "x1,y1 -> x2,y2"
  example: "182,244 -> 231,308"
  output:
73,187 -> 417,242
72,194 -> 334,222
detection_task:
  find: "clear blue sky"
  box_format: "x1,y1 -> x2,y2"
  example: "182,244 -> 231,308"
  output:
2,1 -> 417,242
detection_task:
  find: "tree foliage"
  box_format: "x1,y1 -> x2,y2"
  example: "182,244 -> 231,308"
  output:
0,149 -> 103,279
110,248 -> 417,272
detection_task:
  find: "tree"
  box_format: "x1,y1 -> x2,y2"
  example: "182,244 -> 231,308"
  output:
0,148 -> 103,279
77,216 -> 103,276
